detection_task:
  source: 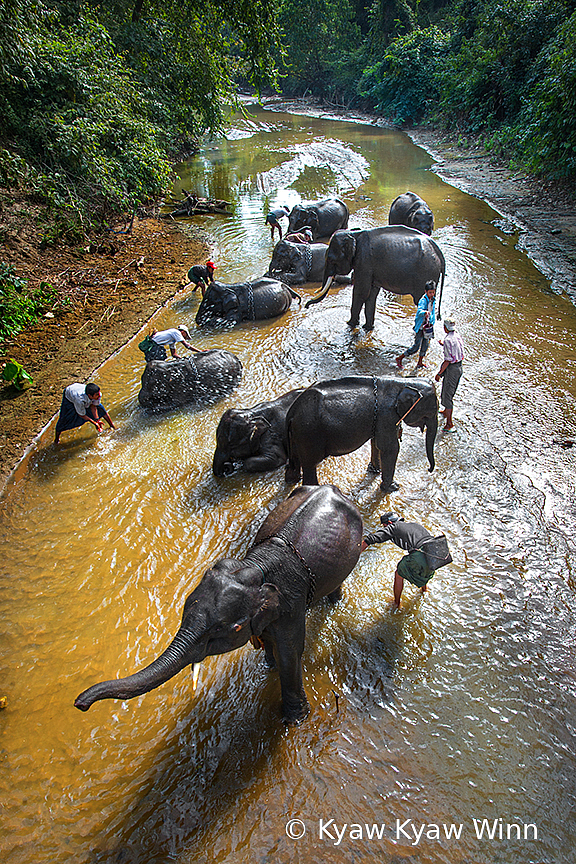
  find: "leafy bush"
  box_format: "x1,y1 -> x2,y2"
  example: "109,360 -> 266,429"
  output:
359,26 -> 450,125
0,264 -> 57,342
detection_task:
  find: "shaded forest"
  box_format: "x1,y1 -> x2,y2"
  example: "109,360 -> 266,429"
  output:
1,0 -> 575,233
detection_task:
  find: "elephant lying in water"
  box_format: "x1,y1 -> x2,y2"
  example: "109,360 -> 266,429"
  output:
285,376 -> 438,493
138,350 -> 242,411
196,278 -> 300,327
267,239 -> 352,286
74,484 -> 363,723
389,191 -> 434,235
213,388 -> 306,477
306,226 -> 446,330
288,197 -> 349,240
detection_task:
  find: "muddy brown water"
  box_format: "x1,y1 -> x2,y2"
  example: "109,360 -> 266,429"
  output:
2,105 -> 576,864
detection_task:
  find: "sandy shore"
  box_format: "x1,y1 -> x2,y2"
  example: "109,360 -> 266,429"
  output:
2,103 -> 575,489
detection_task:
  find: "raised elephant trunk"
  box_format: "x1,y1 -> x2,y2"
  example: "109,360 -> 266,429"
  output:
74,627 -> 201,711
425,413 -> 438,472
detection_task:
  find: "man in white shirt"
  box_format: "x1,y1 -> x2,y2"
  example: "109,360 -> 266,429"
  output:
54,382 -> 115,444
435,318 -> 464,432
151,324 -> 197,359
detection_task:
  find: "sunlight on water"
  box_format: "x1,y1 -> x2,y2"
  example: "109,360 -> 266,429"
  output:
1,103 -> 576,864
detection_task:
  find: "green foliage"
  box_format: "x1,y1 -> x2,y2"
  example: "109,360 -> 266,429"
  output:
0,264 -> 57,342
359,26 -> 449,124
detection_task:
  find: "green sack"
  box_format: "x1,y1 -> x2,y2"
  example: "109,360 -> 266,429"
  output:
138,334 -> 166,361
1,358 -> 33,390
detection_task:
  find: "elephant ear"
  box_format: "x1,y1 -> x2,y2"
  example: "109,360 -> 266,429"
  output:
395,385 -> 423,423
251,583 -> 281,636
249,416 -> 271,446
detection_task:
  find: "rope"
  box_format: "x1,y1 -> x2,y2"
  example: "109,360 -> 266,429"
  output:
250,534 -> 317,609
304,243 -> 313,276
396,393 -> 423,425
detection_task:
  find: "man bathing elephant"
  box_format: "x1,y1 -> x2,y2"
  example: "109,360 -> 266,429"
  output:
74,484 -> 364,723
196,277 -> 300,327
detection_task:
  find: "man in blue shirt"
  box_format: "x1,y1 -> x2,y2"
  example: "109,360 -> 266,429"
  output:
396,281 -> 436,370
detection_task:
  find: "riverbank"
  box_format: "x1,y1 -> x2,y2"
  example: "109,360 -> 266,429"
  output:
0,209 -> 209,485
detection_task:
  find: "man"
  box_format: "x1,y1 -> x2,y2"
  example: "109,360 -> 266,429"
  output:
150,324 -> 198,359
435,318 -> 464,432
186,260 -> 216,297
362,512 -> 439,608
265,206 -> 290,240
396,281 -> 436,370
54,382 -> 115,445
284,227 -> 313,244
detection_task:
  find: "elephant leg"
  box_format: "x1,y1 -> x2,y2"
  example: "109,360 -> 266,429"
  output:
301,461 -> 320,485
363,287 -> 379,331
348,289 -> 364,328
273,616 -> 309,723
369,439 -> 381,473
377,434 -> 401,493
327,586 -> 343,603
284,451 -> 302,484
260,632 -> 277,669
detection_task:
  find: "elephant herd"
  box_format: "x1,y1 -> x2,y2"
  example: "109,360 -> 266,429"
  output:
76,191 -> 445,724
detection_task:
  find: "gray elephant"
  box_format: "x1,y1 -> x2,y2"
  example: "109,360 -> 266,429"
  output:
196,277 -> 300,327
74,484 -> 363,723
285,376 -> 438,493
389,191 -> 434,235
306,226 -> 446,330
288,197 -> 349,240
213,388 -> 307,477
138,350 -> 242,411
267,239 -> 353,286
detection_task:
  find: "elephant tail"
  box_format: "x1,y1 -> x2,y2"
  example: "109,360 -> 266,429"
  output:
305,276 -> 334,309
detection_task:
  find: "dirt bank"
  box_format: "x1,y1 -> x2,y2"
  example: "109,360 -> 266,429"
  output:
0,205 -> 210,485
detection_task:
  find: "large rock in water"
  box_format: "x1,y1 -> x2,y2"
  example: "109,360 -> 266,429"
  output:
138,350 -> 242,411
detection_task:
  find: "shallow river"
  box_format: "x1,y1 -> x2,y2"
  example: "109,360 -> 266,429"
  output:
2,104 -> 576,864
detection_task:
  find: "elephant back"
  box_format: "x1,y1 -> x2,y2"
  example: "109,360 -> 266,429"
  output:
138,351 -> 242,410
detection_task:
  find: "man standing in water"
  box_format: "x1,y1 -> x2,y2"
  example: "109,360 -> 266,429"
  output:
396,281 -> 436,370
54,382 -> 115,444
265,206 -> 290,240
362,512 -> 449,608
435,318 -> 464,431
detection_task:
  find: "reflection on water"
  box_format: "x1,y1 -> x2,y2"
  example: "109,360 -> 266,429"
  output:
1,104 -> 576,864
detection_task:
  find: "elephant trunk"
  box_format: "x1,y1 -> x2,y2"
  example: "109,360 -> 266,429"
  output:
74,627 -> 202,711
213,450 -> 235,477
305,275 -> 333,309
425,414 -> 438,472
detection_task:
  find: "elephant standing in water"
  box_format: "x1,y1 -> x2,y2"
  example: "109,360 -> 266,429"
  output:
288,197 -> 349,240
212,388 -> 307,477
306,226 -> 446,330
138,350 -> 242,411
285,376 -> 439,493
74,484 -> 364,723
267,239 -> 352,286
196,277 -> 300,327
389,191 -> 434,235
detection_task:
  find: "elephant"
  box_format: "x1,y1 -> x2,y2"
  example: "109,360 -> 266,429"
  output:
284,376 -> 438,493
195,277 -> 300,327
267,239 -> 352,286
306,226 -> 446,330
287,197 -> 349,240
74,484 -> 363,723
138,350 -> 242,411
213,388 -> 307,477
389,191 -> 434,235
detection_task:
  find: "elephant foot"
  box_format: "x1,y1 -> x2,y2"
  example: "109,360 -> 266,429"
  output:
284,468 -> 300,485
327,587 -> 343,603
347,318 -> 360,329
367,462 -> 380,473
282,698 -> 310,725
362,323 -> 374,332
380,480 -> 400,493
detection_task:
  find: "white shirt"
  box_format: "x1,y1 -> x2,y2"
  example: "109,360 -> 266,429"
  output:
64,383 -> 101,416
152,328 -> 184,346
443,330 -> 464,363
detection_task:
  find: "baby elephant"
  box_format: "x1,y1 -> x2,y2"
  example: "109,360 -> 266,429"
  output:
213,388 -> 306,477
